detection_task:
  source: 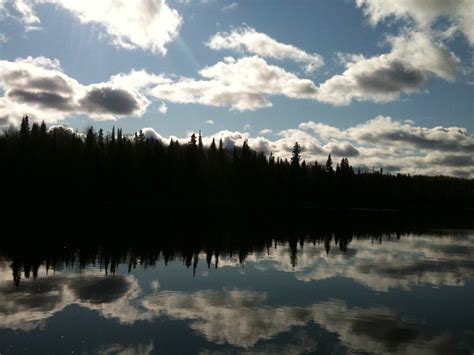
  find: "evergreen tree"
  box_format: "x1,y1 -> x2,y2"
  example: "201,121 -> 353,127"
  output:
98,129 -> 104,149
20,115 -> 30,140
85,127 -> 96,151
325,154 -> 333,173
291,142 -> 301,168
198,130 -> 203,150
189,133 -> 197,147
111,126 -> 116,144
31,122 -> 40,139
210,138 -> 217,153
39,121 -> 47,138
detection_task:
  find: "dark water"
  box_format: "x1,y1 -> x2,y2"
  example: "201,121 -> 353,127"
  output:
1,231 -> 474,354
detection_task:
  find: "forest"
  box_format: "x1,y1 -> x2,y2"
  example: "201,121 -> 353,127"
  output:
0,116 -> 473,218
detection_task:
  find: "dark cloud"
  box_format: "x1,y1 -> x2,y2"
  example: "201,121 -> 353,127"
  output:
356,61 -> 424,94
430,154 -> 474,167
328,142 -> 360,157
79,87 -> 141,115
69,275 -> 131,304
2,71 -> 74,95
28,76 -> 75,95
7,89 -> 74,111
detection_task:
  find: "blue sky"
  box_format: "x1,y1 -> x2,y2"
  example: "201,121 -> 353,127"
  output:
0,0 -> 473,176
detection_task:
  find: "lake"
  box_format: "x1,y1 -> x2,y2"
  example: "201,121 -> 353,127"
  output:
1,230 -> 473,354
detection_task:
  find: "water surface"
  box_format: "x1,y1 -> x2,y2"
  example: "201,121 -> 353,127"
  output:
1,231 -> 474,354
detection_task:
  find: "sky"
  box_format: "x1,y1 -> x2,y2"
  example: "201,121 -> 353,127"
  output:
0,0 -> 473,177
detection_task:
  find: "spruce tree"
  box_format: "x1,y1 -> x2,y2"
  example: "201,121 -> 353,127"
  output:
291,142 -> 301,168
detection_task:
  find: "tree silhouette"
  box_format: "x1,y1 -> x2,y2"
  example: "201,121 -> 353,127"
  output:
325,154 -> 333,173
20,115 -> 30,141
0,120 -> 471,214
291,142 -> 301,168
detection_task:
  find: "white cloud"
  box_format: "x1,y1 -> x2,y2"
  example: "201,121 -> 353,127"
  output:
158,101 -> 168,114
0,57 -> 151,125
109,69 -> 171,90
206,119 -> 214,124
207,26 -> 324,74
13,0 -> 40,26
259,128 -> 272,135
150,56 -> 319,111
140,127 -> 167,141
355,0 -> 474,46
0,0 -> 41,30
18,0 -> 183,55
152,30 -> 458,109
317,30 -> 460,105
222,2 -> 237,12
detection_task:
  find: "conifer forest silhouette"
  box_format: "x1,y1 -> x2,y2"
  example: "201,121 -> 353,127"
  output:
0,116 -> 473,230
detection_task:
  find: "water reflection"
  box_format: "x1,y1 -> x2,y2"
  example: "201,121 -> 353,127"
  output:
0,271 -> 145,331
1,231 -> 473,354
252,233 -> 474,291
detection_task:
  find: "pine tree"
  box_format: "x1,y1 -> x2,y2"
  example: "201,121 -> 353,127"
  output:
198,130 -> 203,150
325,154 -> 333,173
85,127 -> 96,150
189,133 -> 197,147
291,142 -> 301,168
98,129 -> 104,149
111,126 -> 116,144
39,121 -> 47,138
210,138 -> 217,153
20,115 -> 30,140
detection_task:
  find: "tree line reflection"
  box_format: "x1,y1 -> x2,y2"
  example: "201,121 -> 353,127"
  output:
2,230 -> 463,286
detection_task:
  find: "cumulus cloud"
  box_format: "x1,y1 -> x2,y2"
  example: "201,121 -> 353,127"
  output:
150,56 -> 319,111
355,0 -> 474,46
0,57 -> 151,124
206,119 -> 214,124
300,115 -> 474,176
150,30 -> 458,109
317,31 -> 460,105
41,0 -> 182,55
4,0 -> 182,55
323,141 -> 360,157
207,26 -> 324,74
140,127 -> 167,141
336,116 -> 474,154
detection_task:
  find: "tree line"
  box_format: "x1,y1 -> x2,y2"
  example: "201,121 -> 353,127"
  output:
0,116 -> 473,211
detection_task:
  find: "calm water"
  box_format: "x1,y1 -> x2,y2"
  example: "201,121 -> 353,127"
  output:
1,231 -> 474,354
